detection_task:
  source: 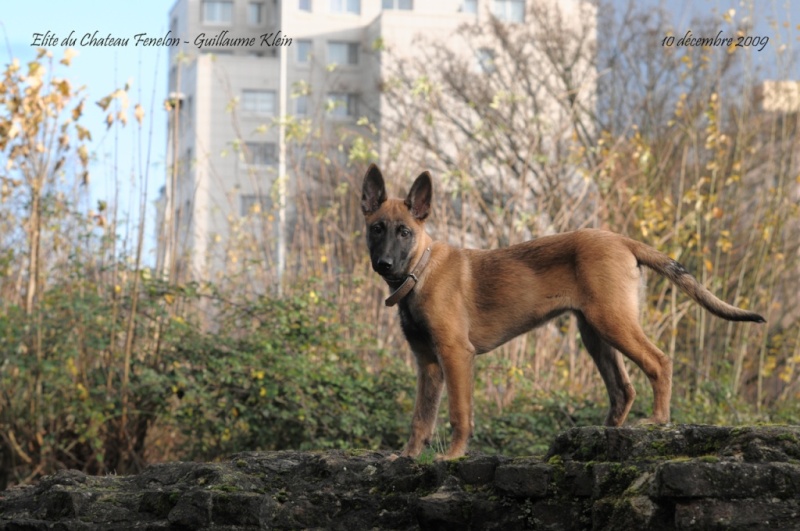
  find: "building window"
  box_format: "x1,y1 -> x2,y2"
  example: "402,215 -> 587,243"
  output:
330,0 -> 360,15
492,0 -> 524,22
182,95 -> 194,123
299,0 -> 312,11
461,0 -> 477,14
242,90 -> 276,115
248,2 -> 264,25
382,0 -> 412,9
476,48 -> 496,73
240,194 -> 272,215
244,142 -> 277,166
203,1 -> 234,24
328,42 -> 359,65
295,95 -> 309,115
327,92 -> 358,118
296,39 -> 312,63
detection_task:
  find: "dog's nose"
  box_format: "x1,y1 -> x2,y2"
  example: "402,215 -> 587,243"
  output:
377,258 -> 393,273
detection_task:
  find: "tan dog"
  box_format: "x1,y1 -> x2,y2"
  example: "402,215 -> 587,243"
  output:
361,164 -> 765,460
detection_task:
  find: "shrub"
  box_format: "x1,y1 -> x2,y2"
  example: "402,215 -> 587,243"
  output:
166,283 -> 415,460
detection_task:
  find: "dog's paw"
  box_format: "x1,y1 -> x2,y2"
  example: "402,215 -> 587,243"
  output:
386,453 -> 400,462
634,417 -> 671,427
434,451 -> 466,461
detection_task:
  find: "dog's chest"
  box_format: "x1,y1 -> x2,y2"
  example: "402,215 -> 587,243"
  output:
398,300 -> 433,347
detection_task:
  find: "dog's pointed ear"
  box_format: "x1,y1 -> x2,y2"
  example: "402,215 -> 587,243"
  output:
361,164 -> 387,216
404,171 -> 432,221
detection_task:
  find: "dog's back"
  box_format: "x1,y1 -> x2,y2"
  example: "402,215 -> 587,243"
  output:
451,229 -> 763,352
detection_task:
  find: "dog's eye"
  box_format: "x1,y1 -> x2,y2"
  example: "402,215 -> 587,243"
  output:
371,224 -> 383,235
399,227 -> 411,238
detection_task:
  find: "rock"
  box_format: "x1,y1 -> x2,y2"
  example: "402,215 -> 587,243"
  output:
674,499 -> 800,530
1,426 -> 800,530
495,460 -> 552,497
655,461 -> 800,499
456,454 -> 504,485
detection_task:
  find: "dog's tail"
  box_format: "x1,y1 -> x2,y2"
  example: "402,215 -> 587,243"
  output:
625,239 -> 766,323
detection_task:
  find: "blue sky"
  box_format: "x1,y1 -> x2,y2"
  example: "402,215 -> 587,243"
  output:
1,1 -> 798,263
1,0 -> 171,263
622,0 -> 800,80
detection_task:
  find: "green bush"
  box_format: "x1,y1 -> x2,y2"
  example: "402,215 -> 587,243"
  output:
0,268 -> 172,482
167,284 -> 415,460
471,391 -> 607,456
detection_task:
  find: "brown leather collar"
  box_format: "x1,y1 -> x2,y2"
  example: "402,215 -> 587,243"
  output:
384,246 -> 432,307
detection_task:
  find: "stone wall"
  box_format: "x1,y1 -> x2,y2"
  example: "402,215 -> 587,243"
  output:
2,425 -> 799,530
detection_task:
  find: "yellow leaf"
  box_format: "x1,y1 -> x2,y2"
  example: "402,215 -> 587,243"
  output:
96,95 -> 113,111
77,145 -> 89,166
723,9 -> 735,23
704,259 -> 713,272
76,125 -> 91,141
134,103 -> 144,125
164,293 -> 175,304
7,121 -> 19,140
76,383 -> 89,401
60,48 -> 78,66
27,61 -> 41,78
56,79 -> 70,97
66,357 -> 78,377
72,101 -> 84,121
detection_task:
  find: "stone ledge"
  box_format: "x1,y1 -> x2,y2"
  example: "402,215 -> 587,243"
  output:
1,425 -> 799,530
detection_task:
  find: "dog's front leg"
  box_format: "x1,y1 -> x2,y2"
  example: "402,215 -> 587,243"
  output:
396,347 -> 444,459
437,342 -> 476,460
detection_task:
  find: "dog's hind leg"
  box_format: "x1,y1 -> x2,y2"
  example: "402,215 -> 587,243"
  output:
576,313 -> 636,426
583,309 -> 673,425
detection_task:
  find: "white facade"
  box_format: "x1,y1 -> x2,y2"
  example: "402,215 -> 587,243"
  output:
156,0 -> 593,281
759,80 -> 800,113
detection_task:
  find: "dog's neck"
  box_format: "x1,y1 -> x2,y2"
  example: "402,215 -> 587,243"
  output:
384,246 -> 432,307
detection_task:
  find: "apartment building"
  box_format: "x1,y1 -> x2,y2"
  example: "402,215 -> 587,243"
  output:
156,0 -> 592,282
